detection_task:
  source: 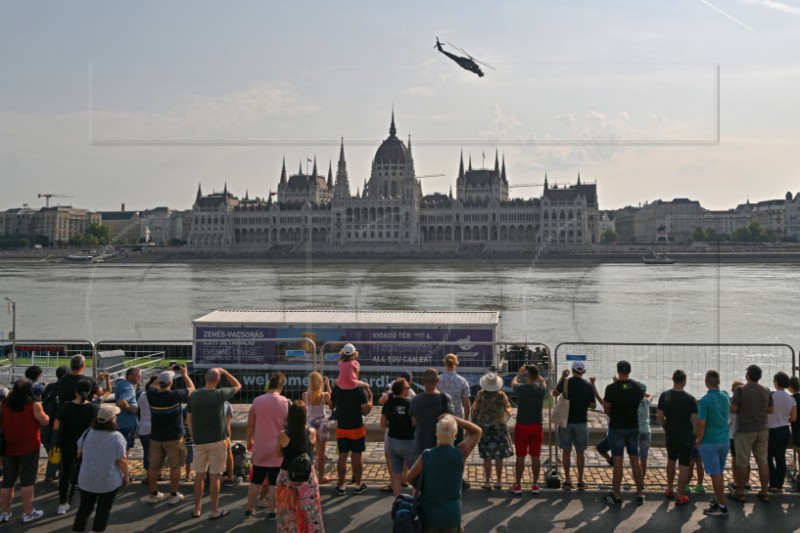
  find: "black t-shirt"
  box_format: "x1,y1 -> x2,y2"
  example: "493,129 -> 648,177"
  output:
56,401 -> 99,449
381,396 -> 415,440
147,388 -> 191,441
604,380 -> 644,430
557,377 -> 596,424
57,374 -> 100,404
657,389 -> 698,442
330,387 -> 368,430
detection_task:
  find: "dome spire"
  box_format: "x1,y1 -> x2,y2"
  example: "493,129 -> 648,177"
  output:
389,106 -> 397,137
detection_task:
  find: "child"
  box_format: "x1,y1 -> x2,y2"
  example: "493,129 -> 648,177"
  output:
335,343 -> 371,390
638,383 -> 653,485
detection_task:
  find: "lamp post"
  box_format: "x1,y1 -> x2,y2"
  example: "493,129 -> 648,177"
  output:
4,297 -> 15,365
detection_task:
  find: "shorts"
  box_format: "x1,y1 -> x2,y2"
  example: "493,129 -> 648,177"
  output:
185,445 -> 194,466
250,465 -> 280,485
193,441 -> 228,475
698,441 -> 730,476
515,423 -> 544,457
385,436 -> 416,473
666,438 -> 693,467
149,438 -> 187,471
608,429 -> 639,457
691,446 -> 701,460
1,449 -> 40,488
118,425 -> 138,450
596,434 -> 610,454
638,432 -> 651,460
557,423 -> 588,453
735,430 -> 769,467
337,437 -> 366,454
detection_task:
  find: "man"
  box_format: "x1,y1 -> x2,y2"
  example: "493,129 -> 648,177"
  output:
603,360 -> 645,506
330,378 -> 373,496
553,361 -> 596,491
439,354 -> 472,490
186,367 -> 241,519
24,365 -> 45,398
410,368 -> 455,459
510,363 -> 548,495
696,370 -> 730,516
116,368 -> 142,453
57,354 -> 103,403
730,364 -> 773,503
657,369 -> 698,505
147,366 -> 195,504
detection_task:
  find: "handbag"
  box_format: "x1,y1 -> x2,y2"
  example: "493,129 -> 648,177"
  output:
48,446 -> 62,465
553,376 -> 571,428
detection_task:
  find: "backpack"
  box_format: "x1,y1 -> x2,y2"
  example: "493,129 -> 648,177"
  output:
288,432 -> 313,483
231,442 -> 248,479
391,494 -> 422,533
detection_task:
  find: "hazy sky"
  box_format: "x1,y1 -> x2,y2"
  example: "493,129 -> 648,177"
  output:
2,1 -> 799,212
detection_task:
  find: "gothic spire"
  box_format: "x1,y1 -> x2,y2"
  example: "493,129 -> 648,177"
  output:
577,172 -> 581,186
544,173 -> 549,191
280,157 -> 287,185
335,138 -> 351,200
408,135 -> 413,159
298,161 -> 303,175
501,155 -> 507,183
223,182 -> 228,196
449,185 -> 453,199
389,107 -> 397,137
327,161 -> 333,190
195,183 -> 203,203
494,149 -> 500,175
312,156 -> 318,177
458,150 -> 465,180
468,154 -> 473,171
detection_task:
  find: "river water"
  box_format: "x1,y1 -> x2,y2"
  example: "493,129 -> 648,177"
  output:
2,261 -> 799,391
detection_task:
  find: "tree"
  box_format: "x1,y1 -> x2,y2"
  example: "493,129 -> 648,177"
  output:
69,234 -> 85,246
600,228 -> 618,244
691,226 -> 706,242
85,223 -> 110,245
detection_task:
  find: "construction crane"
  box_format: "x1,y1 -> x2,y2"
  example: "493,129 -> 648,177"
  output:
414,174 -> 445,179
508,183 -> 546,189
38,193 -> 73,207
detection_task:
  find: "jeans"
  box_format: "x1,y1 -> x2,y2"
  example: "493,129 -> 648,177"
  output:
140,434 -> 152,470
768,426 -> 791,489
72,488 -> 119,532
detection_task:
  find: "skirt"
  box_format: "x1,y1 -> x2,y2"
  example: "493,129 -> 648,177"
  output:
308,415 -> 330,442
276,468 -> 325,533
478,424 -> 514,460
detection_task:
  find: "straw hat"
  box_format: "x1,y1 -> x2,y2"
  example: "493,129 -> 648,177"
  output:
479,369 -> 504,392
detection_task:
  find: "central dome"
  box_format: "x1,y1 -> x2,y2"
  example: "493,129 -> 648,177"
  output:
373,112 -> 408,165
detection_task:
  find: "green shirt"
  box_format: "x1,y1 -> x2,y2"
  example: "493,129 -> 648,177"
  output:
698,389 -> 730,445
419,445 -> 464,529
186,387 -> 237,445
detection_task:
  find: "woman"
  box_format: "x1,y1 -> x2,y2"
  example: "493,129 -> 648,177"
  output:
0,378 -> 49,524
637,383 -> 652,485
380,378 -> 415,496
137,374 -> 159,477
245,372 -> 290,518
302,372 -> 331,484
767,371 -> 797,492
54,379 -> 99,515
471,368 -> 513,489
275,400 -> 324,533
406,415 -> 482,533
72,404 -> 129,533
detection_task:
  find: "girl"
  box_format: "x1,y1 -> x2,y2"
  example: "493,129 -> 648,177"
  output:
302,372 -> 331,484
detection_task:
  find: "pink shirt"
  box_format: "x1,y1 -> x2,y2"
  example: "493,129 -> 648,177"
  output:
250,392 -> 289,467
337,359 -> 360,389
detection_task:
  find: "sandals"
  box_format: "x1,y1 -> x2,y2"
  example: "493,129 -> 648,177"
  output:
727,492 -> 746,503
481,483 -> 492,490
757,492 -> 770,503
561,481 -> 573,491
576,482 -> 587,491
319,476 -> 332,484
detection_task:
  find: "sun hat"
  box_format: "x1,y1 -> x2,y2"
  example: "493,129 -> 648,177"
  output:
96,404 -> 121,423
340,343 -> 356,356
479,369 -> 504,392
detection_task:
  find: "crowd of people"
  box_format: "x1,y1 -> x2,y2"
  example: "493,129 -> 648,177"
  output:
1,347 -> 800,532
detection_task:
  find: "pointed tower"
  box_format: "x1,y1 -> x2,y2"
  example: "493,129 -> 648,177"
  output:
390,106 -> 397,137
449,185 -> 453,199
501,155 -> 507,184
244,190 -> 249,201
311,157 -> 318,187
468,154 -> 473,171
544,173 -> 549,192
494,149 -> 500,175
195,183 -> 203,205
458,151 -> 465,180
577,172 -> 581,186
280,158 -> 287,186
223,182 -> 228,196
334,138 -> 351,201
327,161 -> 333,190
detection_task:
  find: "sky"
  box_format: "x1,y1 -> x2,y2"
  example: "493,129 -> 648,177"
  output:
1,0 -> 799,212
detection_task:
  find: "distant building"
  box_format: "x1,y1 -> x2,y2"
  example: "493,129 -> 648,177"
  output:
100,211 -> 141,243
187,112 -> 600,253
139,207 -> 188,245
0,206 -> 99,243
614,198 -> 704,243
702,210 -> 751,237
785,193 -> 800,241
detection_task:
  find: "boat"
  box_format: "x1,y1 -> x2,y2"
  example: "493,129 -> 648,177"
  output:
642,251 -> 675,265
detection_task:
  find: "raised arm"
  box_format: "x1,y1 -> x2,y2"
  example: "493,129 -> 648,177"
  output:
456,417 -> 483,461
180,366 -> 196,395
219,368 -> 241,393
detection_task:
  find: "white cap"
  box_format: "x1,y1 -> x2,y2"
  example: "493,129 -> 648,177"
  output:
340,343 -> 356,356
158,370 -> 175,385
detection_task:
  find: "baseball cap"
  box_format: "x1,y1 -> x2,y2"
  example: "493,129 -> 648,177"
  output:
572,361 -> 586,374
340,343 -> 356,356
158,370 -> 175,385
617,360 -> 632,374
96,404 -> 120,423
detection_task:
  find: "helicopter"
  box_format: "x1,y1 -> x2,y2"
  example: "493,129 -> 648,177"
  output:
434,37 -> 494,77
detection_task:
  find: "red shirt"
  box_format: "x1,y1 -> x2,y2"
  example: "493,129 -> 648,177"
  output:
2,402 -> 42,456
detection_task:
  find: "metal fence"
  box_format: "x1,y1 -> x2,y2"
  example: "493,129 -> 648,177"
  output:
0,339 -> 96,383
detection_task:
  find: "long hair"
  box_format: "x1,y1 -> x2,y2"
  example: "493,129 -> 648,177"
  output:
6,378 -> 35,411
308,372 -> 323,395
286,399 -> 307,446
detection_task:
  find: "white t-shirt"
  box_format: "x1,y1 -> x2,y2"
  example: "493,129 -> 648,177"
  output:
768,389 -> 795,429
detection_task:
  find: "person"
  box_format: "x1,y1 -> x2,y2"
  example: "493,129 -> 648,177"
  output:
330,371 -> 373,496
54,379 -> 99,515
637,383 -> 652,485
0,378 -> 49,524
71,404 -> 129,533
40,365 -> 69,482
24,365 -> 45,398
186,367 -> 241,519
405,415 -> 482,533
137,374 -> 159,480
182,406 -> 194,481
552,362 -> 596,491
380,378 -> 415,496
222,400 -> 242,487
696,369 -> 731,517
730,364 -> 773,503
115,368 -> 142,454
509,363 -> 547,495
146,367 -> 195,504
789,376 -> 800,481
589,376 -> 614,467
378,370 -> 416,492
439,354 -> 472,490
57,355 -> 103,404
410,368 -> 455,462
603,360 -> 645,506
471,367 -> 513,490
657,369 -> 698,505
246,372 -> 290,518
275,400 -> 325,533
0,387 -> 5,478
335,343 -> 370,391
727,380 -> 747,492
767,371 -> 796,492
302,372 -> 332,485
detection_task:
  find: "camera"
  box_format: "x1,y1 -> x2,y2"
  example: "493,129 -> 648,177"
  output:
173,363 -> 184,372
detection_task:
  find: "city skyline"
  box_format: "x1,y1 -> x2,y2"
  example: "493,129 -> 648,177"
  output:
2,1 -> 799,212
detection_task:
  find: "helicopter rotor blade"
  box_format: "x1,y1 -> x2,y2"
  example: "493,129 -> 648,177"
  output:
474,59 -> 496,70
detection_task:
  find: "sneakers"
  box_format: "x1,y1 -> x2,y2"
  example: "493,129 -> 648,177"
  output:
604,493 -> 622,506
675,495 -> 690,505
509,483 -> 522,495
335,485 -> 346,496
149,492 -> 166,504
267,512 -> 277,521
0,512 -> 11,523
531,484 -> 541,495
635,493 -> 645,505
56,503 -> 70,515
692,485 -> 706,493
21,509 -> 44,524
353,484 -> 368,495
223,476 -> 243,487
703,502 -> 729,516
664,488 -> 675,499
168,492 -> 184,505
257,498 -> 270,508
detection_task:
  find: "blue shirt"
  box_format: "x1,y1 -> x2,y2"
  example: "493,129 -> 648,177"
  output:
698,389 -> 730,445
419,445 -> 464,529
115,379 -> 138,429
77,429 -> 127,493
438,371 -> 470,418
